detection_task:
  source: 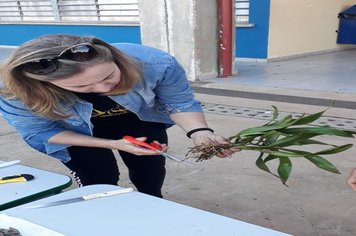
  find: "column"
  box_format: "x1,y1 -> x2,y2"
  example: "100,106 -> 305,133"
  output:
138,0 -> 219,81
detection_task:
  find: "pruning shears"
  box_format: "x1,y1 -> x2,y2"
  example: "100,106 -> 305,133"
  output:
123,135 -> 193,165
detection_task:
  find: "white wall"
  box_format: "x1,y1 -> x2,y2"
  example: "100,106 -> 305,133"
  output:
268,0 -> 356,59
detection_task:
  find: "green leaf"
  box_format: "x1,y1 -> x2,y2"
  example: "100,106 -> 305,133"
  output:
294,139 -> 333,146
268,150 -> 304,157
255,154 -> 280,180
260,131 -> 281,145
277,157 -> 292,185
266,133 -> 317,148
229,133 -> 258,143
314,144 -> 353,155
281,127 -> 356,138
264,106 -> 279,125
264,154 -> 279,163
238,115 -> 295,137
303,155 -> 340,174
255,153 -> 272,174
292,111 -> 325,125
271,105 -> 279,121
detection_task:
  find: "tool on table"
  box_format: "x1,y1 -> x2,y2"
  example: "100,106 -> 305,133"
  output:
24,187 -> 134,209
0,174 -> 34,184
0,160 -> 21,169
123,135 -> 193,165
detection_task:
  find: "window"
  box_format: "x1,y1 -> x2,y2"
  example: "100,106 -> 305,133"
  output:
0,0 -> 139,24
235,0 -> 250,25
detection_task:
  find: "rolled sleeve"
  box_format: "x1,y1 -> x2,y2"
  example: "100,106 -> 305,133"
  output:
0,97 -> 69,159
160,99 -> 203,114
153,56 -> 203,114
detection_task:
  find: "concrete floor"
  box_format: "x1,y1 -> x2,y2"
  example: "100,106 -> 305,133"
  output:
1,48 -> 356,235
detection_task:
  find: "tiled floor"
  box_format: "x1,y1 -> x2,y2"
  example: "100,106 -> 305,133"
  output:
206,48 -> 356,94
201,102 -> 356,131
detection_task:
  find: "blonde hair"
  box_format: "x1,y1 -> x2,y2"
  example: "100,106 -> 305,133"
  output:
0,34 -> 141,120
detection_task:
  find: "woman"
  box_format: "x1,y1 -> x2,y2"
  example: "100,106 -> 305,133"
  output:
0,34 -> 234,198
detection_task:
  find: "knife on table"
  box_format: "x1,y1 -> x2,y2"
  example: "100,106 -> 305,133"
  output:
0,160 -> 21,169
24,187 -> 134,209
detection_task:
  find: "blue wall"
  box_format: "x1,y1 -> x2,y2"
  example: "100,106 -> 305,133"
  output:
235,0 -> 270,59
0,24 -> 141,46
1,1 -> 270,59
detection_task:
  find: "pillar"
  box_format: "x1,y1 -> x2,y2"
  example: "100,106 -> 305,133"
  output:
138,0 -> 219,81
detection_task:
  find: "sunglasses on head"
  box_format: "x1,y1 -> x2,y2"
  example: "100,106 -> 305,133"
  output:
18,43 -> 98,75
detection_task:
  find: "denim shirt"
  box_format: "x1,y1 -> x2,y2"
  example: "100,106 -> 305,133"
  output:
0,43 -> 202,162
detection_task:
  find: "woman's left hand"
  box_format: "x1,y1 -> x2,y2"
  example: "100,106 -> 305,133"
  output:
191,133 -> 240,158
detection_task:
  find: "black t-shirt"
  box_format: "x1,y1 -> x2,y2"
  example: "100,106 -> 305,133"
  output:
73,92 -> 165,141
75,93 -> 132,122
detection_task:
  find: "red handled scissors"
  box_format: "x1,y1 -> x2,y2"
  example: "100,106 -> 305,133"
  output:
123,135 -> 193,165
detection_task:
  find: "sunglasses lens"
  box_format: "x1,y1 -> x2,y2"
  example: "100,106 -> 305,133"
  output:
20,59 -> 58,75
18,44 -> 98,75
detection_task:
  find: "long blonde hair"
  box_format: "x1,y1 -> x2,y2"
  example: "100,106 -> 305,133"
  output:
0,34 -> 142,120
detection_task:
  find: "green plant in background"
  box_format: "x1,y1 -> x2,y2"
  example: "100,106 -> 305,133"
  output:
186,106 -> 356,185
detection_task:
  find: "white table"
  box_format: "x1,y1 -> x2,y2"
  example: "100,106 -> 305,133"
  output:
0,160 -> 72,210
4,184 -> 292,236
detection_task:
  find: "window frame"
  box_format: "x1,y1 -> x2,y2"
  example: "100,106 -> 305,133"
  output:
0,0 -> 140,26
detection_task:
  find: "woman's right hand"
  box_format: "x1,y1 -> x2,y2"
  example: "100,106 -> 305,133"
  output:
48,131 -> 167,156
347,168 -> 356,191
112,137 -> 168,156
